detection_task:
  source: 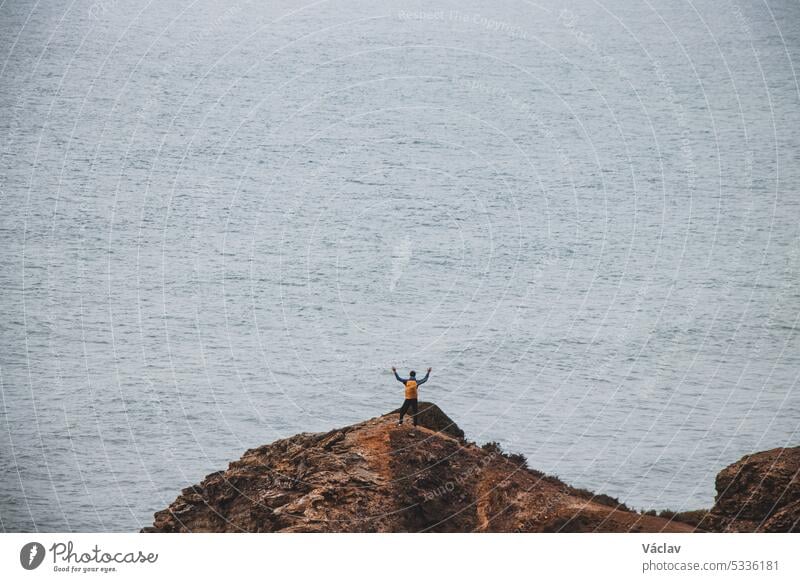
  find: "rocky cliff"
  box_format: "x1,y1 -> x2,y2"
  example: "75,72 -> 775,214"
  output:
675,447 -> 800,532
142,403 -> 797,533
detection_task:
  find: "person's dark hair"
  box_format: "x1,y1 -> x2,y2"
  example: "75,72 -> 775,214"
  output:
410,370 -> 416,377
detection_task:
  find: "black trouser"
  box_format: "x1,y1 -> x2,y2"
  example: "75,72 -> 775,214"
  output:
399,398 -> 418,426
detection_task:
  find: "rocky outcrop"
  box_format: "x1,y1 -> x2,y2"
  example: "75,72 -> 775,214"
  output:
142,403 -> 692,533
681,447 -> 800,532
387,401 -> 465,440
142,403 -> 799,533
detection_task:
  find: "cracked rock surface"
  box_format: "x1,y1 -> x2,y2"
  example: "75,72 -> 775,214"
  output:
143,403 -> 794,533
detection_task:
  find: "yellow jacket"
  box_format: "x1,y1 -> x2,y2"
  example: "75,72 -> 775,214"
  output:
394,370 -> 430,400
404,380 -> 418,399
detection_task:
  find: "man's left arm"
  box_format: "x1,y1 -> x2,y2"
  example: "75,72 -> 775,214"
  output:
418,368 -> 432,385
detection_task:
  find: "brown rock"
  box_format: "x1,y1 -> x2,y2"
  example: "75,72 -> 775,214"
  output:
697,447 -> 800,532
385,401 -> 465,439
143,403 -> 694,533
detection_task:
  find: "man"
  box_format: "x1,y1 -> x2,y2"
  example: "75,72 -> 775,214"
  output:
391,366 -> 432,427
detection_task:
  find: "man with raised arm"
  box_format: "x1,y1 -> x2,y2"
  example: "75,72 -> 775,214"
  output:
391,366 -> 432,428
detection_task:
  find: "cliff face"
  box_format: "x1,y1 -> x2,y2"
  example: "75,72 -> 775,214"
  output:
143,403 -> 693,533
686,447 -> 800,532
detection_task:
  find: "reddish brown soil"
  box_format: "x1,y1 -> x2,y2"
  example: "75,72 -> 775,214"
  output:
144,403 -> 698,532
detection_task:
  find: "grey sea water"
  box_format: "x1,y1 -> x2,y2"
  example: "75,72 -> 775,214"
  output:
1,0 -> 799,532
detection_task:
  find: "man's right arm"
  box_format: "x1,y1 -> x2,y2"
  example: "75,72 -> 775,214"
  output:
392,369 -> 406,383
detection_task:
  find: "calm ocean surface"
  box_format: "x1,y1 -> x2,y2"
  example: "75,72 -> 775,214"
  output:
1,0 -> 799,531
